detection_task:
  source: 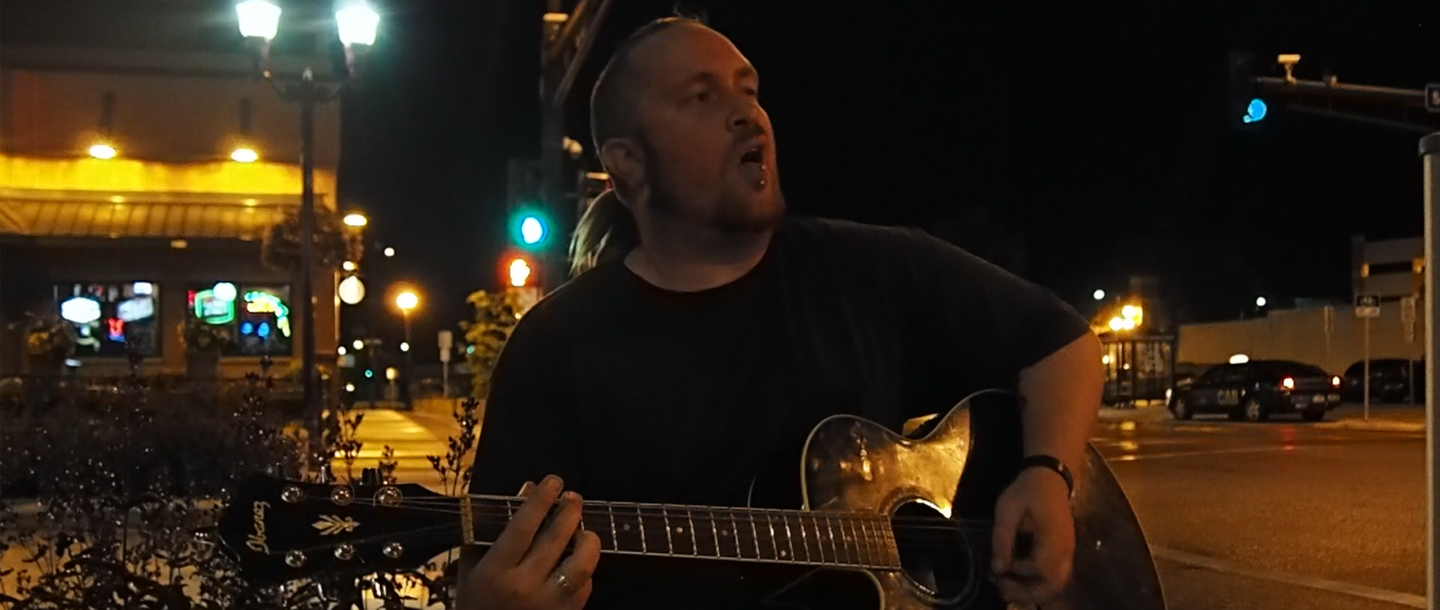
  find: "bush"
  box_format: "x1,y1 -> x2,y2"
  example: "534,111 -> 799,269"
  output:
0,355 -> 478,609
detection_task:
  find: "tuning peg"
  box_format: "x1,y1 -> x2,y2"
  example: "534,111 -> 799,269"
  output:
330,485 -> 354,506
285,550 -> 307,568
361,467 -> 380,486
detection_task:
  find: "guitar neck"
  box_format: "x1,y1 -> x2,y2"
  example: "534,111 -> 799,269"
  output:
459,496 -> 902,570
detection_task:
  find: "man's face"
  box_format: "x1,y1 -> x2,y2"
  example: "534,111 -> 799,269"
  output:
627,24 -> 783,233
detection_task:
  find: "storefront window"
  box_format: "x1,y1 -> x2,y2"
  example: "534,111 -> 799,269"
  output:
55,282 -> 162,358
187,283 -> 294,357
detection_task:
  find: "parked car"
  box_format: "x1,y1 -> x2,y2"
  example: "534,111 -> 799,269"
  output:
1168,360 -> 1342,422
1341,359 -> 1426,403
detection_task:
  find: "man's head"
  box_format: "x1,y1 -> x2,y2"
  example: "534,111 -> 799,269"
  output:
589,17 -> 783,236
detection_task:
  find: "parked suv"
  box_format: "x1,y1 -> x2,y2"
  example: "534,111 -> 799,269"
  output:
1341,359 -> 1426,403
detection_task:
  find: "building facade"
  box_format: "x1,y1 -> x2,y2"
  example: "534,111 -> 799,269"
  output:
0,0 -> 344,380
1175,235 -> 1426,373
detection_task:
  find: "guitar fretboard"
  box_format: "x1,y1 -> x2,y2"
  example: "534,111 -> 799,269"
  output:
464,497 -> 902,570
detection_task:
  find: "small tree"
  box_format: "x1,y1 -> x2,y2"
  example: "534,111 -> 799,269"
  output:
260,207 -> 350,272
460,287 -> 530,401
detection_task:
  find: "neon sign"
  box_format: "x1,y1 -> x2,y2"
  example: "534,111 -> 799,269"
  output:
243,291 -> 291,338
193,289 -> 237,324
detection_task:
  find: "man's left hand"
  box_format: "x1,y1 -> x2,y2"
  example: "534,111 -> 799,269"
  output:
989,466 -> 1076,604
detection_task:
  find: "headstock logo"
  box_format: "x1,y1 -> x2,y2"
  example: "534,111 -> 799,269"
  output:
313,514 -> 360,536
246,501 -> 271,554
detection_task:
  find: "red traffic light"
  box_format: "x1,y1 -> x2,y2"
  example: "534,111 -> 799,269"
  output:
499,251 -> 538,288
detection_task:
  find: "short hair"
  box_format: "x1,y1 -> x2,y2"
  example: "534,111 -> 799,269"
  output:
588,11 -> 709,153
570,11 -> 710,278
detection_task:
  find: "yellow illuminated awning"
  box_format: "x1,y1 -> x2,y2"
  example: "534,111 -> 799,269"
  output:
0,154 -> 335,240
0,154 -> 336,199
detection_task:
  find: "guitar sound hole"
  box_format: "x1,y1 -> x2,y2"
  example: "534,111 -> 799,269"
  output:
891,500 -> 981,606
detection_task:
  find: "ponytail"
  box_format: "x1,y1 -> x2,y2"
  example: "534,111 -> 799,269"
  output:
569,189 -> 639,277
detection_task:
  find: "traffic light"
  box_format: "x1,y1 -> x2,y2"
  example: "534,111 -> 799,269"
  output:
510,208 -> 551,249
507,158 -> 550,250
508,256 -> 533,287
1228,52 -> 1266,129
499,252 -> 538,288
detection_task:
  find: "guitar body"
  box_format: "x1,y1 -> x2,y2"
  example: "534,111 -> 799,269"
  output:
762,390 -> 1167,610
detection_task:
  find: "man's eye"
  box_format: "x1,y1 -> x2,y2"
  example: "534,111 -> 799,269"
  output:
744,88 -> 758,97
694,90 -> 712,102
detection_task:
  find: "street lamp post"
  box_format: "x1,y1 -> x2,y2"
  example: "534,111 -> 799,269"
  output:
235,0 -> 379,423
395,290 -> 418,404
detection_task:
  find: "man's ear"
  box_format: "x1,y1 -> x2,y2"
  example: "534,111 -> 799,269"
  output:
599,138 -> 644,192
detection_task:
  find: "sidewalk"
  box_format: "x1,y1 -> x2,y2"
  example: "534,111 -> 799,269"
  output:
1097,402 -> 1427,433
1319,404 -> 1426,433
347,401 -> 464,494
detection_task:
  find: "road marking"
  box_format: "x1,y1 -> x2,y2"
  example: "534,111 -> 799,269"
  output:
1105,446 -> 1295,462
1151,546 -> 1425,608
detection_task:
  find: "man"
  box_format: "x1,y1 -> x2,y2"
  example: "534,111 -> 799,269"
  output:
457,15 -> 1102,610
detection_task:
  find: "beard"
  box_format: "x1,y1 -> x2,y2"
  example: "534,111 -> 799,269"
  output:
640,136 -> 785,235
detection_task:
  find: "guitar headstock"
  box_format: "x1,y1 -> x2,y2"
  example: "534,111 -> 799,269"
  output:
217,474 -> 460,585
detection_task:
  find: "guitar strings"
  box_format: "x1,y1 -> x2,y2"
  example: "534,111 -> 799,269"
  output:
373,495 -> 997,528
335,497 -> 996,537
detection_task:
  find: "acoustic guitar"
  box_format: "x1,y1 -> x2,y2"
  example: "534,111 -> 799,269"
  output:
217,390 -> 1167,609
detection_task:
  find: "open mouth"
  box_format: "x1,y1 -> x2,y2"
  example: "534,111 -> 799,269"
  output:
739,145 -> 764,165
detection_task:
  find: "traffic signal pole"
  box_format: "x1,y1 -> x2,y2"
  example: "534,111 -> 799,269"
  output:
540,0 -> 613,291
1423,132 -> 1440,610
1241,54 -> 1440,610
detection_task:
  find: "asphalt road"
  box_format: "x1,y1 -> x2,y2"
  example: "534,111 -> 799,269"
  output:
1094,411 -> 1426,610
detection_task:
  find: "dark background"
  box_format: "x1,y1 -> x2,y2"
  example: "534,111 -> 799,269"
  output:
336,0 -> 1439,354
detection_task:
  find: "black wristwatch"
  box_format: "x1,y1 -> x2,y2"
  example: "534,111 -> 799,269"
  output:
1020,454 -> 1074,498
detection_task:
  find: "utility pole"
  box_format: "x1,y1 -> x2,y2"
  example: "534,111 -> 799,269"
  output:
539,0 -> 613,289
1237,52 -> 1440,610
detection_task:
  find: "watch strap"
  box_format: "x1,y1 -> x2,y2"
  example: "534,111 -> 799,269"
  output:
1020,454 -> 1074,498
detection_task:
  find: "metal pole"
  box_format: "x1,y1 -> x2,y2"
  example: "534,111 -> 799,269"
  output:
1364,316 -> 1371,420
402,312 -> 412,407
299,71 -> 318,422
1420,131 -> 1440,610
541,0 -> 566,293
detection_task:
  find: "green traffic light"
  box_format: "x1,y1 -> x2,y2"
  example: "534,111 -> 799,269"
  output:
511,207 -> 549,248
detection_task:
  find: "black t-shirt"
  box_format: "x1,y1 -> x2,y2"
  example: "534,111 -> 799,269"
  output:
468,217 -> 1090,609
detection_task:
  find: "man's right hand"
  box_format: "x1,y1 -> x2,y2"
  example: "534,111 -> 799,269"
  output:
457,475 -> 601,610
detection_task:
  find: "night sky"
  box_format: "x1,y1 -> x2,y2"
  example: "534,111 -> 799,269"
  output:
335,0 -> 1439,354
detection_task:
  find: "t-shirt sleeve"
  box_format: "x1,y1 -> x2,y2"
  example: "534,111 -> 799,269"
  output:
467,312 -> 583,497
892,226 -> 1092,394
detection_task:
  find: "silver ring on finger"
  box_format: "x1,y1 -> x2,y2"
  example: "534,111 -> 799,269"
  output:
554,572 -> 571,591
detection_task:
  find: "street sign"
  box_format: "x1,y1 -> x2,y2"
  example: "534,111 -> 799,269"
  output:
438,330 -> 453,364
1356,293 -> 1381,318
1427,83 -> 1440,113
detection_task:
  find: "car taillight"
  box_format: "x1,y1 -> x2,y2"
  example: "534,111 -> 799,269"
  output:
1281,377 -> 1295,390
1332,376 -> 1341,387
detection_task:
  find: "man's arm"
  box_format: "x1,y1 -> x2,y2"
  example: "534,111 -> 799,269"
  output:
1017,331 -> 1104,474
882,225 -> 1100,604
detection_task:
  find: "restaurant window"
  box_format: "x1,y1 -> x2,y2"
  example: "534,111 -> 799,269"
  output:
187,283 -> 294,357
55,281 -> 162,358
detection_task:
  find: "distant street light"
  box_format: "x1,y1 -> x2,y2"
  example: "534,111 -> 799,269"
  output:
343,212 -> 368,228
1256,296 -> 1268,307
395,291 -> 418,313
230,147 -> 259,163
383,247 -> 395,258
1093,289 -> 1106,301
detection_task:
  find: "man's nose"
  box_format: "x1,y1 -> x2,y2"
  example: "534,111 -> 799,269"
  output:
727,97 -> 760,132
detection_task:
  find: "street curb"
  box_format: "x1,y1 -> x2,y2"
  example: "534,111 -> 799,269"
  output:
1318,420 -> 1426,433
1097,408 -> 1173,423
